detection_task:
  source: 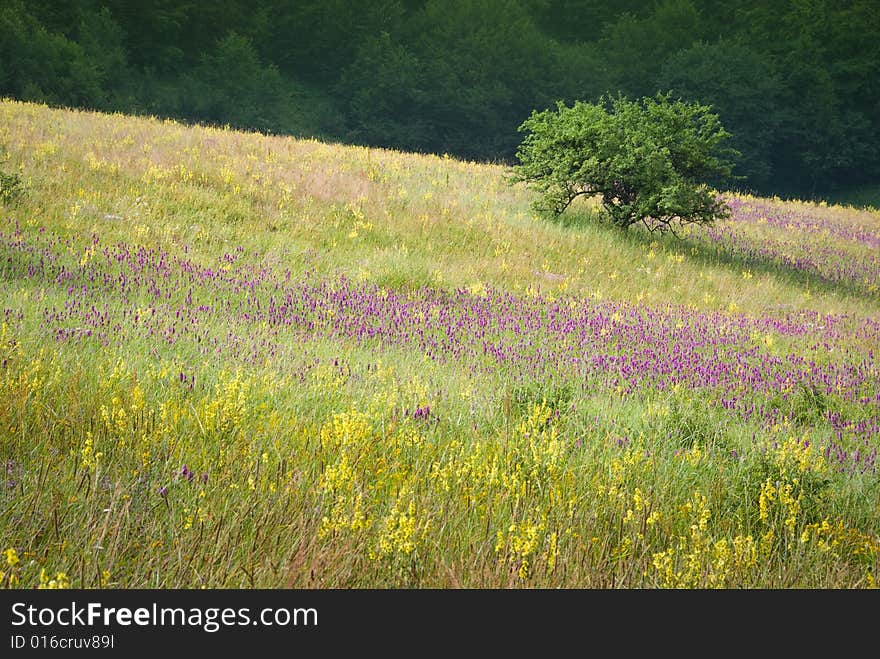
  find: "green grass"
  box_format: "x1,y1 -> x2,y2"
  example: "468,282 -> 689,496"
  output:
0,99 -> 878,589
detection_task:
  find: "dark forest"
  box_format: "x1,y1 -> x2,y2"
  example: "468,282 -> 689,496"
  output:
2,0 -> 878,200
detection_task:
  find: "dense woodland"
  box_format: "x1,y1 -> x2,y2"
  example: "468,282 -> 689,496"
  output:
2,0 -> 878,199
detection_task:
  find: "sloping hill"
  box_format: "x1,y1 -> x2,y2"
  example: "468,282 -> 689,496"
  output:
1,100 -> 878,588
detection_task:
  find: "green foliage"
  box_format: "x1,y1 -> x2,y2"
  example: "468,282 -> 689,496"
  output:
0,169 -> 24,205
511,92 -> 738,233
599,0 -> 705,98
661,395 -> 730,451
182,32 -> 291,133
337,33 -> 429,150
742,444 -> 832,525
509,380 -> 574,417
76,7 -> 130,100
0,1 -> 106,107
1,0 -> 878,199
659,39 -> 783,191
338,0 -> 571,159
766,383 -> 836,428
401,0 -> 568,158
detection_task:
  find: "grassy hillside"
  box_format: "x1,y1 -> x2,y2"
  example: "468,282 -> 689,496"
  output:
1,99 -> 878,588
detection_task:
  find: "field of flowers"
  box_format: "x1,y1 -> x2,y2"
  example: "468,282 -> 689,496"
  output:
1,100 -> 878,588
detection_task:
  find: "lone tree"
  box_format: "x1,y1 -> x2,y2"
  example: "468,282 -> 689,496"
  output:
511,92 -> 739,234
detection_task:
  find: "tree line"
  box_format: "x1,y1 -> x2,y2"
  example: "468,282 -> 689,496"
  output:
2,0 -> 877,199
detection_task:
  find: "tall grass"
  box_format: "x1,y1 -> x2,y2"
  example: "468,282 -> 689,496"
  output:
1,100 -> 878,588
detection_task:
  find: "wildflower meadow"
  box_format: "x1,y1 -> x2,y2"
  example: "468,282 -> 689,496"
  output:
1,100 -> 878,588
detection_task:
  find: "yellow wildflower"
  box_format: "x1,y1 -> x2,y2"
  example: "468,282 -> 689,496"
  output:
3,548 -> 19,567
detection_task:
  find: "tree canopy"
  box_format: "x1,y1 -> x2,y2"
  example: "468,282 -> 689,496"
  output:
1,0 -> 878,201
511,93 -> 737,233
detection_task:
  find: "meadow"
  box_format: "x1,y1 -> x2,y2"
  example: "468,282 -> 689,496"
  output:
1,99 -> 878,588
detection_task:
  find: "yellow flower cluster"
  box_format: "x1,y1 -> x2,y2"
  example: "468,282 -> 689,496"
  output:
79,431 -> 102,470
801,519 -> 880,561
495,516 -> 558,580
769,435 -> 828,476
652,492 -> 761,588
758,475 -> 802,536
371,489 -> 430,561
199,370 -> 251,436
317,411 -> 376,540
4,548 -> 20,567
38,569 -> 70,589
